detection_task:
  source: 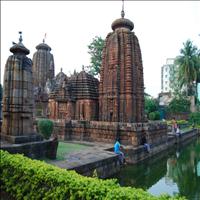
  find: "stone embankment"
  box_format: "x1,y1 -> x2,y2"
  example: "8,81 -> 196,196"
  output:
49,129 -> 198,178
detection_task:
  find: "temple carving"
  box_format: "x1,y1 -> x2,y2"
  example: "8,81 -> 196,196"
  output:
0,5 -> 168,153
32,41 -> 55,117
32,41 -> 54,90
43,10 -> 145,123
48,68 -> 99,121
1,32 -> 42,143
99,12 -> 145,123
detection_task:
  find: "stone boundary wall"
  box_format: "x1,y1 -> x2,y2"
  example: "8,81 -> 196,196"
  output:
52,120 -> 168,147
125,129 -> 198,164
0,138 -> 58,159
69,153 -> 121,178
165,112 -> 189,120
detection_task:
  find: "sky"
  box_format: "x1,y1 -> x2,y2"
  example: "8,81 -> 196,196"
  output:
1,1 -> 200,97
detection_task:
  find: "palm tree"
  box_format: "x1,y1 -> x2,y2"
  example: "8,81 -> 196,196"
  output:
175,40 -> 199,96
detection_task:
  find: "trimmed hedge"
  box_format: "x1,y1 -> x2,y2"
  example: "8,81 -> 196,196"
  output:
0,150 -> 186,200
149,111 -> 160,120
38,119 -> 54,139
189,112 -> 200,127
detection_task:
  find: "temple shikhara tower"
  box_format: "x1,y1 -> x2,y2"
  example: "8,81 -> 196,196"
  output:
99,6 -> 145,123
32,37 -> 55,117
0,32 -> 58,159
32,37 -> 54,90
48,67 -> 99,121
1,32 -> 41,143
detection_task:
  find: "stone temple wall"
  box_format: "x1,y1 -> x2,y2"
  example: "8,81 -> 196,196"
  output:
75,100 -> 98,121
2,55 -> 34,137
52,120 -> 167,147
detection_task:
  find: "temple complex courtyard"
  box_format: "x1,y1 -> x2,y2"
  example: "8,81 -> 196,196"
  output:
1,1 -> 199,200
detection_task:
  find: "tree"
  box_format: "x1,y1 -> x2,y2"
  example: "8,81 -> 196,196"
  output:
87,36 -> 105,76
38,119 -> 54,139
175,40 -> 200,96
166,96 -> 190,113
145,96 -> 158,114
145,96 -> 160,120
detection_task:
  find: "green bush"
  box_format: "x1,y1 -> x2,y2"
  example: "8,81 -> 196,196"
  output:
149,112 -> 156,120
166,97 -> 190,113
154,111 -> 161,120
189,112 -> 200,127
38,119 -> 54,139
148,111 -> 160,120
145,97 -> 159,114
0,150 -> 186,200
176,120 -> 188,125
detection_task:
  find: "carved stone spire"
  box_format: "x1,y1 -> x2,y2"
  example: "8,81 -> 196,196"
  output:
1,33 -> 40,143
99,8 -> 145,123
10,31 -> 30,55
111,0 -> 134,31
32,40 -> 55,90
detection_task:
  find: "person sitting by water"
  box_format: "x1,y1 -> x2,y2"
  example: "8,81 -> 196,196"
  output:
141,134 -> 151,153
114,139 -> 125,164
176,125 -> 181,137
172,117 -> 178,134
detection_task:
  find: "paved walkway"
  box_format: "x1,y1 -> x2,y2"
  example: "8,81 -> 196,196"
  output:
46,141 -> 118,170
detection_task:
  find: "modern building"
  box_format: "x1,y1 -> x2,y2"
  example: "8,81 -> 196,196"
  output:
161,58 -> 175,93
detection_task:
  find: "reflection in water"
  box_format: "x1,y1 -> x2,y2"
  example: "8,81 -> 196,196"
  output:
114,138 -> 200,200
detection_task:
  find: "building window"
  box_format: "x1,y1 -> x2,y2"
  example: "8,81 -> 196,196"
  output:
165,87 -> 168,91
165,81 -> 168,84
165,68 -> 168,72
165,75 -> 167,78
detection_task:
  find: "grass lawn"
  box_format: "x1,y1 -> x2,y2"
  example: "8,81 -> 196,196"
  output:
56,142 -> 90,160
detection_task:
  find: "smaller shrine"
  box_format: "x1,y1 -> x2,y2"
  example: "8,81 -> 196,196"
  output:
32,37 -> 55,117
51,3 -> 168,164
48,67 -> 99,121
1,32 -> 40,143
0,32 -> 57,159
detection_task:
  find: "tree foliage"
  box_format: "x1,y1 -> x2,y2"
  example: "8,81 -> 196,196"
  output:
175,40 -> 200,95
38,119 -> 54,139
166,96 -> 190,113
189,112 -> 200,127
145,96 -> 158,114
1,150 -> 187,200
145,96 -> 160,120
87,36 -> 105,76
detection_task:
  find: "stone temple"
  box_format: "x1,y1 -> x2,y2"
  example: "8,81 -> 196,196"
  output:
0,32 -> 58,159
0,6 -> 168,162
1,33 -> 40,143
47,12 -> 145,124
99,10 -> 145,123
49,9 -> 167,154
32,39 -> 55,117
48,67 -> 99,121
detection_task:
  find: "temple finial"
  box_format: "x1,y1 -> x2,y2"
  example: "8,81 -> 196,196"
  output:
61,67 -> 63,72
121,0 -> 125,18
82,65 -> 85,71
43,33 -> 47,43
19,31 -> 22,43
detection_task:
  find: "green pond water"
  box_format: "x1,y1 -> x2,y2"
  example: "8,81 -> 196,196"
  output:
114,137 -> 200,200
